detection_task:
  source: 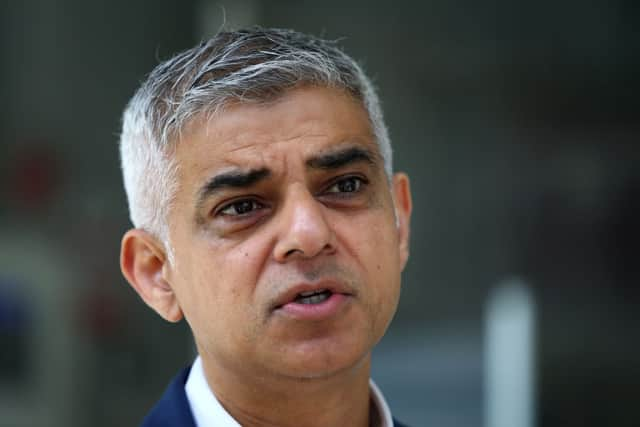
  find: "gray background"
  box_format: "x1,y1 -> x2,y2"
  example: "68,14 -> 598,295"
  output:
1,1 -> 638,426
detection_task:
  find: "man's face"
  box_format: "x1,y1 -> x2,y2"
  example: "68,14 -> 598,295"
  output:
163,86 -> 411,381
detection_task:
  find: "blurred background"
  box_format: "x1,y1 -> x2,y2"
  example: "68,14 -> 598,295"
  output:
1,1 -> 638,426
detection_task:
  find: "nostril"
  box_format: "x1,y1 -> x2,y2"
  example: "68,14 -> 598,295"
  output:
284,248 -> 302,258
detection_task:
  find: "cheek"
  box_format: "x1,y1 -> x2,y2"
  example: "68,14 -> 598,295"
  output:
181,244 -> 263,348
334,209 -> 400,267
192,239 -> 269,313
333,211 -> 401,304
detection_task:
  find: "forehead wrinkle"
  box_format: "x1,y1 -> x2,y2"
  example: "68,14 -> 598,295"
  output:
212,128 -> 316,158
213,105 -> 336,150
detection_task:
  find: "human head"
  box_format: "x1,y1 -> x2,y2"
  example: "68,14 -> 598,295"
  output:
120,27 -> 393,249
119,27 -> 412,389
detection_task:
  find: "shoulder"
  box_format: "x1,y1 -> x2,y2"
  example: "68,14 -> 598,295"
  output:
393,417 -> 411,427
140,367 -> 197,427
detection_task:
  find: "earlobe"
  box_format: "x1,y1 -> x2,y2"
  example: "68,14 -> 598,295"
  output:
392,173 -> 412,270
120,229 -> 183,323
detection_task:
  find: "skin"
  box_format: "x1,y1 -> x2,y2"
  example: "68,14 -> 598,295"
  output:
121,85 -> 412,427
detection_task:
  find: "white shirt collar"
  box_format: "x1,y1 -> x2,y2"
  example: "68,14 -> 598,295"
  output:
185,356 -> 394,427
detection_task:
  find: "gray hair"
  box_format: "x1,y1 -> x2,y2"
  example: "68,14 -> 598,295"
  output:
120,27 -> 392,248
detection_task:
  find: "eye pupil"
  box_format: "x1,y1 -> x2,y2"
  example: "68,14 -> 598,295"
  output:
338,178 -> 359,192
234,200 -> 254,214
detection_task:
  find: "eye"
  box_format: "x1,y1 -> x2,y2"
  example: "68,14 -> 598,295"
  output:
217,199 -> 265,217
326,176 -> 365,194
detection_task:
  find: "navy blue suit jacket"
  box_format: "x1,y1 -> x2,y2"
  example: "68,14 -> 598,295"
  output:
141,367 -> 409,427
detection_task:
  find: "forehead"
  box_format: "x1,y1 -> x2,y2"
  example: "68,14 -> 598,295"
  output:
175,86 -> 378,175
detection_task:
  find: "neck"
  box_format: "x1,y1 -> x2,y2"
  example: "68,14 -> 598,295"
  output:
200,354 -> 372,427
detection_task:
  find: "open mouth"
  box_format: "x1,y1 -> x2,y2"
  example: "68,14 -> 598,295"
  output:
273,285 -> 350,319
294,289 -> 333,305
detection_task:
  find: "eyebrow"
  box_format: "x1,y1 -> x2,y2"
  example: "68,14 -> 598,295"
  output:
306,146 -> 377,170
194,145 -> 377,210
196,168 -> 270,208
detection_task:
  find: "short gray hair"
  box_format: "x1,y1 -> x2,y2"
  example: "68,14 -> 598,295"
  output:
120,27 -> 392,246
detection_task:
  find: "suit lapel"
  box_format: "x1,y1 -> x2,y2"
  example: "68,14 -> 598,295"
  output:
140,367 -> 197,427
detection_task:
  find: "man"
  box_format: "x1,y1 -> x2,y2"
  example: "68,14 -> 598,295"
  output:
119,27 -> 412,427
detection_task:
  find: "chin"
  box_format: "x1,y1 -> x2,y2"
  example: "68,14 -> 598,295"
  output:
274,339 -> 371,381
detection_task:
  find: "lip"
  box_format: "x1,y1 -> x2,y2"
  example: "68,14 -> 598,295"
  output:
272,281 -> 354,321
273,281 -> 354,309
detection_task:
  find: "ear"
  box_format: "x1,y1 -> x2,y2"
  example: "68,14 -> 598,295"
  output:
120,229 -> 183,322
392,173 -> 412,270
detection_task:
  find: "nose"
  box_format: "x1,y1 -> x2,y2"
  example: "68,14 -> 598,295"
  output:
273,185 -> 335,262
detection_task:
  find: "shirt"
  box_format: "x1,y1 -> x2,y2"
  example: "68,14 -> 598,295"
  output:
185,356 -> 393,427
